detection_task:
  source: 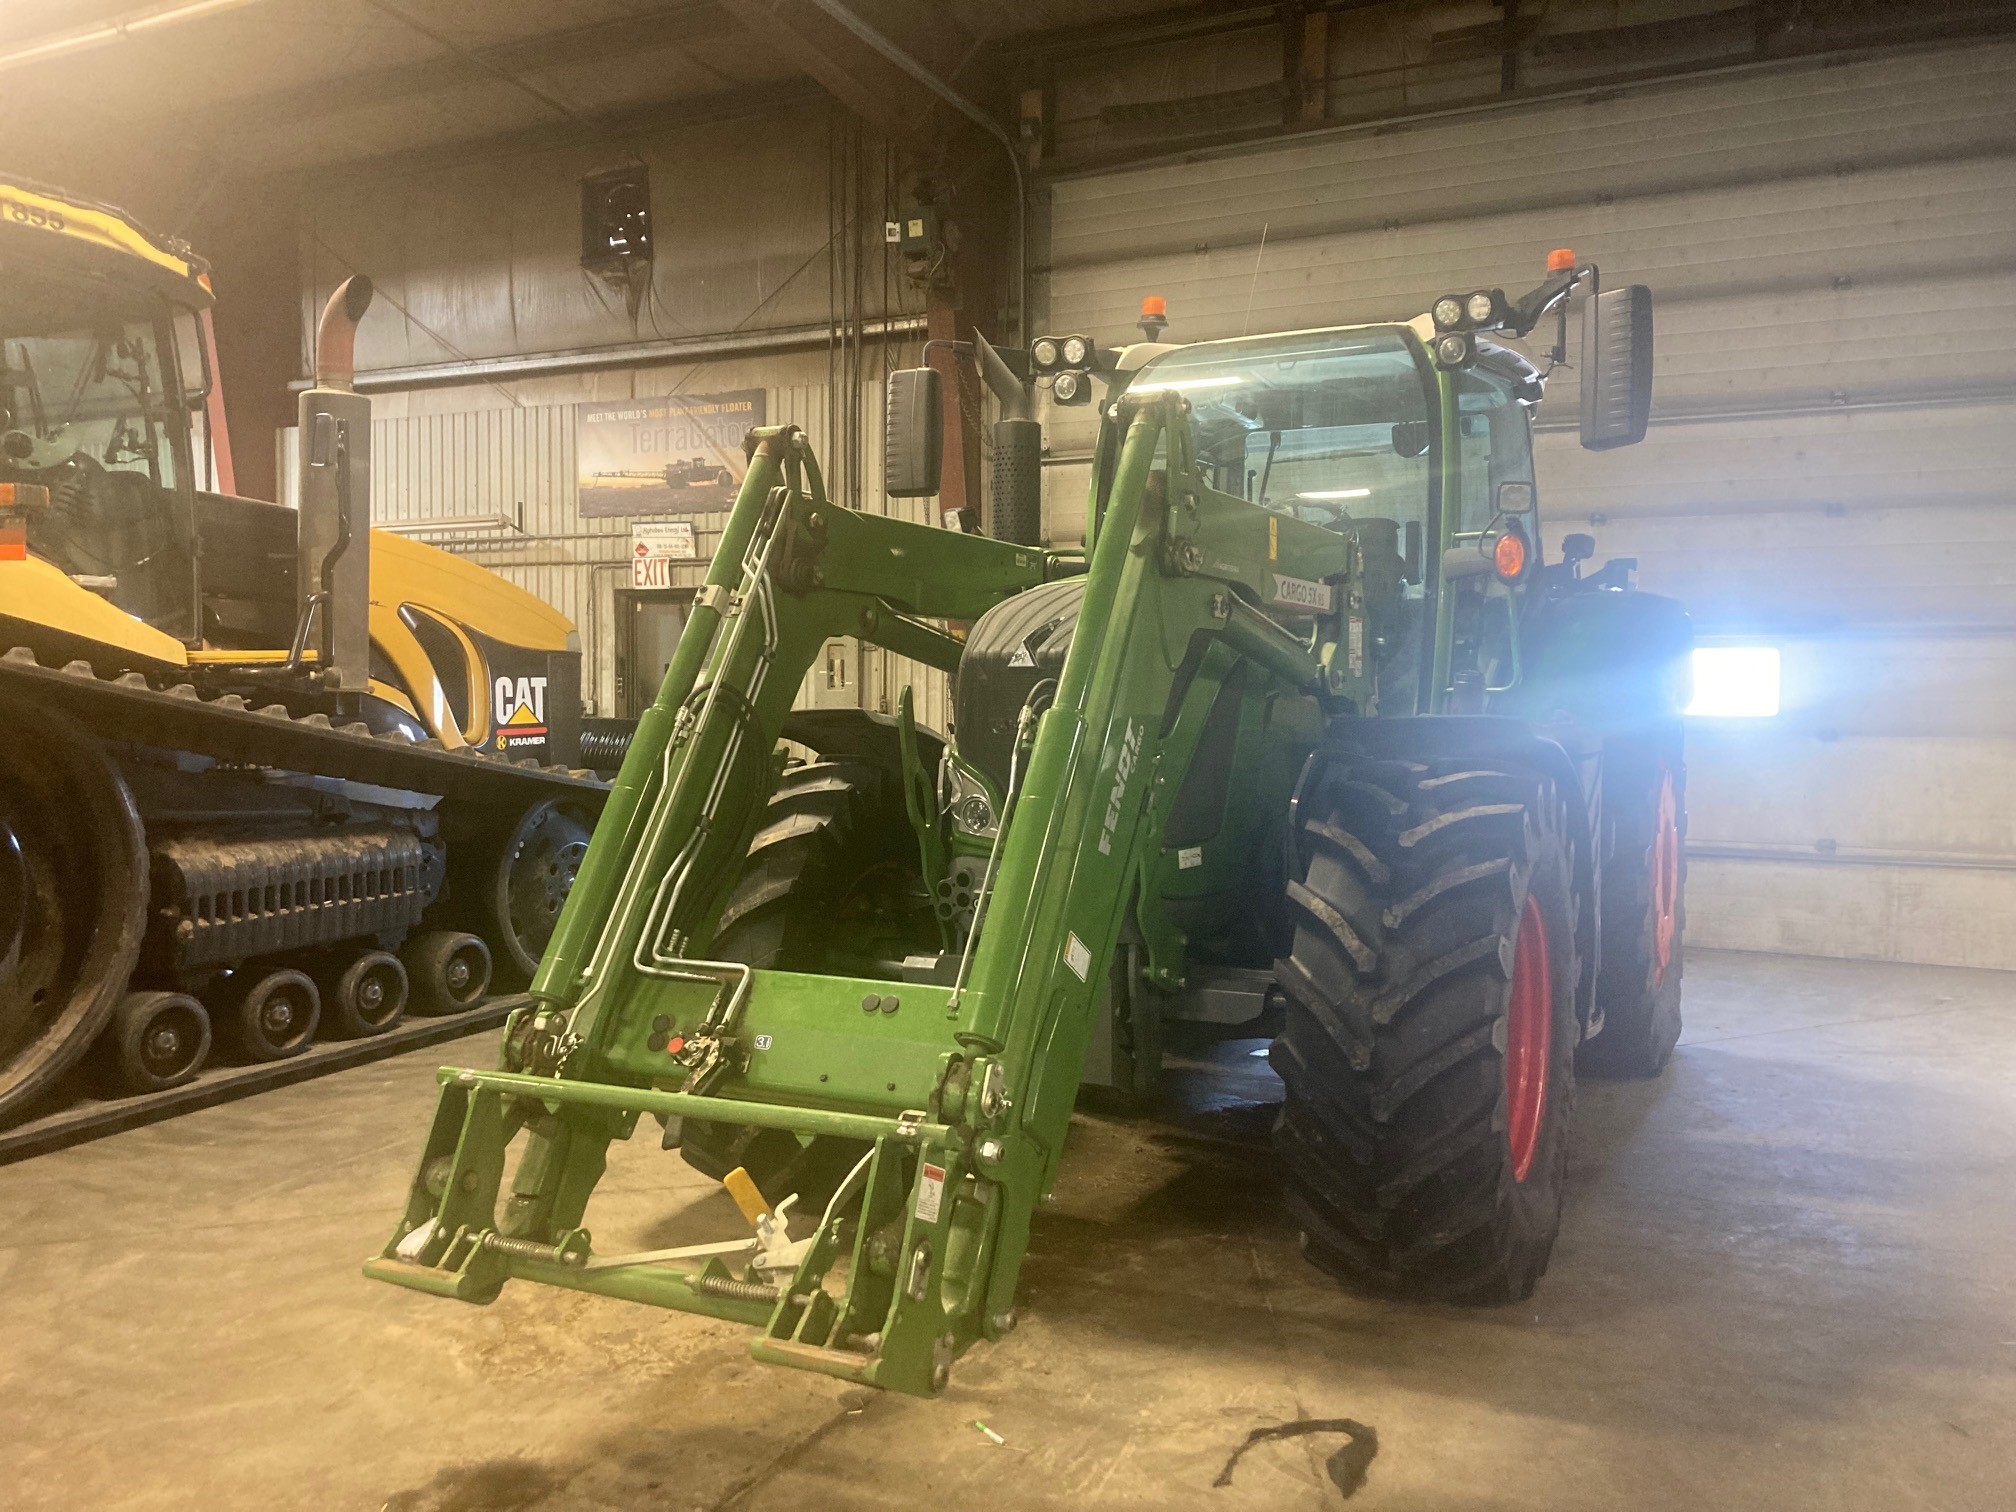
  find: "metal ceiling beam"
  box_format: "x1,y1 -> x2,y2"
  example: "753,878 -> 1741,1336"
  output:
0,0 -> 277,74
997,0 -> 1393,63
250,78 -> 828,178
716,0 -> 970,144
194,3 -> 741,138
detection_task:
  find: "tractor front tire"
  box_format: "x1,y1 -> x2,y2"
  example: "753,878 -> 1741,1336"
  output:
678,758 -> 923,1202
1270,746 -> 1581,1303
1581,736 -> 1686,1078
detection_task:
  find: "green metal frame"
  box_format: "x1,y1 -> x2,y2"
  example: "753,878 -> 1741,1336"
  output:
368,407 -> 1362,1396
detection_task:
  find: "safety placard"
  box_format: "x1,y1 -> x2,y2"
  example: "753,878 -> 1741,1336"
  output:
915,1162 -> 947,1223
1063,933 -> 1092,981
631,520 -> 697,588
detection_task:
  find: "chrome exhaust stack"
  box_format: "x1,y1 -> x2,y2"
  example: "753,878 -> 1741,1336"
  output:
296,275 -> 375,693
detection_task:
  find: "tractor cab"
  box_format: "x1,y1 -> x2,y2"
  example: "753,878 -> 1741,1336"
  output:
1042,256 -> 1652,716
0,190 -> 215,643
1089,324 -> 1542,714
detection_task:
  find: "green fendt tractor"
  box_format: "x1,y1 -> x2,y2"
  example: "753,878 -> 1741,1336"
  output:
367,251 -> 1691,1396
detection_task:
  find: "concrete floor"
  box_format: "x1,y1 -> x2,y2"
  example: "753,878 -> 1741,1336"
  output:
4,947 -> 2014,1511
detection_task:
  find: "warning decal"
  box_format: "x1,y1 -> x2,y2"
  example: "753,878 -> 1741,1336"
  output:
1063,933 -> 1092,981
915,1162 -> 947,1223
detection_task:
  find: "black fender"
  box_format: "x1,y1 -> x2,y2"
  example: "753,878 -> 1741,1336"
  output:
1503,585 -> 1692,743
1302,715 -> 1603,1037
779,706 -> 946,786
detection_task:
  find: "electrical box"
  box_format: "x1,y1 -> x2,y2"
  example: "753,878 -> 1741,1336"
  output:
893,204 -> 940,256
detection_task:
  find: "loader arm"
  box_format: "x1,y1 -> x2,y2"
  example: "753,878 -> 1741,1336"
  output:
366,407 -> 1357,1396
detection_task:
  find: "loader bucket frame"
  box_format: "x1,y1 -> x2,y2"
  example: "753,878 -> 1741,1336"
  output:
368,408 -> 1357,1395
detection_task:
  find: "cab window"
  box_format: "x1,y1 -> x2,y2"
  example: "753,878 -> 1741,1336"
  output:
1454,362 -> 1535,533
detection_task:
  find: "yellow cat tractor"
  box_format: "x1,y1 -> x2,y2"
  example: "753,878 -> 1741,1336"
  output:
0,177 -> 605,1129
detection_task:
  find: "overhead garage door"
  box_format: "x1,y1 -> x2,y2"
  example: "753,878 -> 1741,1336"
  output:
1036,41 -> 2016,969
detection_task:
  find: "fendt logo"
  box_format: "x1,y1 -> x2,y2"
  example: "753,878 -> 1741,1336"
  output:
492,674 -> 549,750
1096,719 -> 1144,856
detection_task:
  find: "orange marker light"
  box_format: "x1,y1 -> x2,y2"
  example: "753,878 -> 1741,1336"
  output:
0,528 -> 24,561
1546,248 -> 1576,272
1140,295 -> 1167,317
1494,531 -> 1528,579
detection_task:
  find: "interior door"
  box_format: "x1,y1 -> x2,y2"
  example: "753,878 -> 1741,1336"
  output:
617,589 -> 691,718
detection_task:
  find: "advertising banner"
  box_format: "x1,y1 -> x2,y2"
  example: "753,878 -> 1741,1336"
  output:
577,389 -> 764,518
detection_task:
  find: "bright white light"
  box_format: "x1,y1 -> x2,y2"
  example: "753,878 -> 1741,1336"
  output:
1686,646 -> 1780,718
1296,488 -> 1372,501
1128,374 -> 1248,393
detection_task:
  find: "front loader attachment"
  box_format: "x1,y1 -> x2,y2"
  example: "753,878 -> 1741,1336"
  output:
367,412 -> 1354,1395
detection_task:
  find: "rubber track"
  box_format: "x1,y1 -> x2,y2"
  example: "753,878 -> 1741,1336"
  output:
0,646 -> 605,807
0,995 -> 523,1166
1269,744 -> 1581,1303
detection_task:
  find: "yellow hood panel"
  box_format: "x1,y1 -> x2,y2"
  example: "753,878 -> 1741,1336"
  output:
0,557 -> 188,664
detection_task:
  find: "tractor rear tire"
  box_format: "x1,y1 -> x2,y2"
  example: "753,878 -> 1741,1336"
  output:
1581,736 -> 1687,1078
678,759 -> 924,1204
1270,745 -> 1581,1303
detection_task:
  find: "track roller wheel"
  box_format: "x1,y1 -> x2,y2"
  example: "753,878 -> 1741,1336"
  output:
403,931 -> 492,1016
0,701 -> 148,1123
318,950 -> 410,1039
215,969 -> 321,1062
1270,742 -> 1581,1303
89,990 -> 212,1095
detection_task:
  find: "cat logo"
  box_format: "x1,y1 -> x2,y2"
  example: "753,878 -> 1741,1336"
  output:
492,674 -> 549,751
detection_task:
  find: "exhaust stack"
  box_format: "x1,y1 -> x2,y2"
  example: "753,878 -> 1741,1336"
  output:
297,275 -> 376,693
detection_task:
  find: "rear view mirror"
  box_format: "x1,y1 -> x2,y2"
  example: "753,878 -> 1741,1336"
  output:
1579,284 -> 1653,450
1391,420 -> 1431,458
884,367 -> 942,497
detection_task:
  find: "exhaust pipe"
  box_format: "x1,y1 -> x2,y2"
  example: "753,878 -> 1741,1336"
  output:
313,275 -> 375,391
974,331 -> 1042,548
297,274 -> 377,693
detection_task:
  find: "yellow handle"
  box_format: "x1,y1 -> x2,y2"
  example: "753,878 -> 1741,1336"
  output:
722,1166 -> 771,1225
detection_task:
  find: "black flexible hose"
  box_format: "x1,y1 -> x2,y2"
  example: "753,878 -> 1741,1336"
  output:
577,719 -> 636,773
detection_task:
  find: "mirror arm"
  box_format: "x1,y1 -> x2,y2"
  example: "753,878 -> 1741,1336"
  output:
1505,264 -> 1594,339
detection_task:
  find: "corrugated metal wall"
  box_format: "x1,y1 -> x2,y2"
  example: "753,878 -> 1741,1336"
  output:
356,371 -> 951,733
1037,41 -> 2016,968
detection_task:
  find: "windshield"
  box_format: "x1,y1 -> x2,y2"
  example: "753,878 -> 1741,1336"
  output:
0,262 -> 195,635
1126,327 -> 1437,552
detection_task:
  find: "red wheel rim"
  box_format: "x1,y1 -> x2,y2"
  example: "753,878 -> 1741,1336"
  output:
1504,893 -> 1552,1183
1651,767 -> 1680,982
